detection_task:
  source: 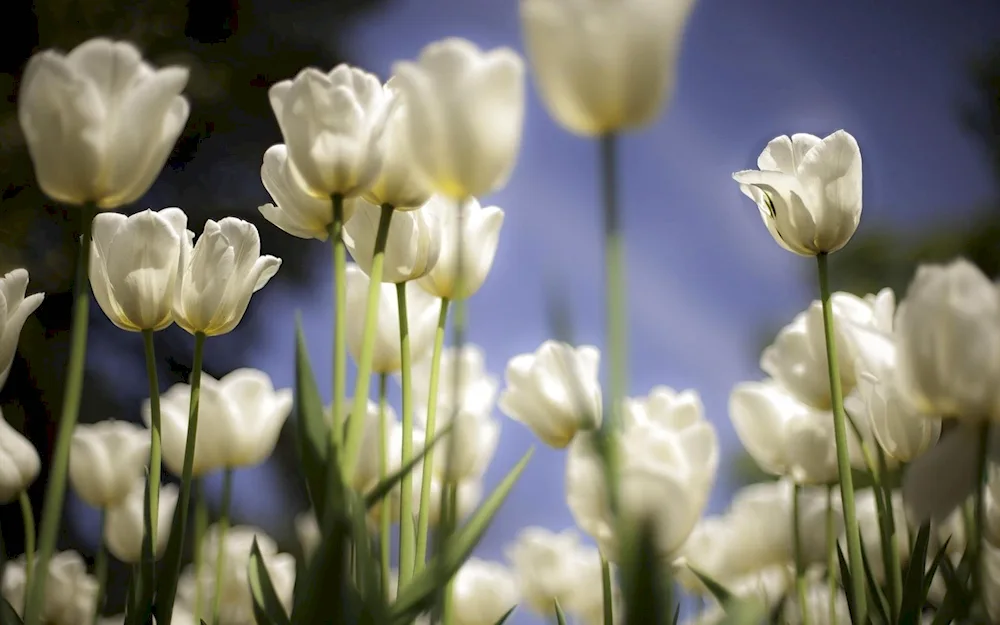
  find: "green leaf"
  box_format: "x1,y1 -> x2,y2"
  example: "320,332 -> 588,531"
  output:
922,537 -> 952,599
295,319 -> 332,518
718,598 -> 767,625
348,494 -> 389,623
0,596 -> 23,625
492,605 -> 517,625
858,532 -> 890,625
899,522 -> 932,625
249,537 -> 292,625
363,423 -> 452,511
554,599 -> 568,625
687,567 -> 733,608
391,449 -> 533,623
836,544 -> 858,624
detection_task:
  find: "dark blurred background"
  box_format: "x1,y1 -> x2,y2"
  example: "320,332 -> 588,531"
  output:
0,0 -> 998,623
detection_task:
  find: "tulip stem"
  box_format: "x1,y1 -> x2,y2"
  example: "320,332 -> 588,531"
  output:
192,482 -> 208,625
210,467 -> 233,625
600,133 -> 627,426
601,556 -> 614,625
972,422 -> 991,606
24,204 -> 95,625
816,252 -> 866,622
344,204 -> 394,483
876,449 -> 902,621
18,492 -> 34,584
142,330 -> 162,550
93,509 -> 108,625
330,194 -> 347,451
439,483 -> 459,625
377,373 -> 392,597
397,282 -> 416,586
826,485 -> 837,625
414,298 -> 450,570
793,483 -> 811,625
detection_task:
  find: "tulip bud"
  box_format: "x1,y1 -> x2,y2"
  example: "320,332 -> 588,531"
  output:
856,363 -> 941,463
0,409 -> 40,503
431,411 -> 500,483
520,0 -> 696,135
345,199 -> 442,283
392,38 -> 525,199
1,551 -> 98,624
69,420 -> 150,508
259,144 -> 341,240
499,340 -> 602,448
504,527 -> 584,615
104,478 -> 178,563
0,269 -> 45,390
452,558 -> 520,625
733,131 -> 862,256
89,208 -> 188,332
411,344 -> 499,422
416,197 -> 504,300
18,38 -> 189,209
327,398 -> 397,492
172,218 -> 281,336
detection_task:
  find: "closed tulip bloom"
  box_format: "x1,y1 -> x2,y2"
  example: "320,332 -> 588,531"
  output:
104,478 -> 178,562
0,409 -> 41,503
732,131 -> 862,256
411,344 -> 499,421
432,411 -> 500,483
344,264 -> 440,373
504,527 -> 583,615
416,197 -> 504,300
329,398 -> 397,492
268,65 -> 393,198
89,208 -> 188,331
173,218 -> 281,336
0,269 -> 45,389
499,341 -> 601,448
561,550 -> 621,625
894,259 -> 1000,421
452,558 -> 519,625
18,38 -> 190,209
392,38 -> 525,199
69,420 -> 150,508
520,0 -> 696,135
364,80 -> 435,209
151,368 -> 293,477
344,199 -> 442,283
259,144 -> 341,240
1,551 -> 98,624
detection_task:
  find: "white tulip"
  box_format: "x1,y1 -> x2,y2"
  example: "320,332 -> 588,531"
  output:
894,259 -> 1000,421
783,581 -> 851,625
682,566 -> 793,625
1,551 -> 98,624
0,408 -> 40,503
258,144 -> 339,240
416,197 -> 504,300
18,38 -> 189,208
151,368 -> 292,476
69,420 -> 150,508
561,548 -> 621,625
344,264 -> 440,373
268,65 -> 393,198
392,38 -> 525,199
172,218 -> 281,336
504,527 -> 584,615
411,343 -> 499,422
89,208 -> 188,331
328,398 -> 397,492
499,340 -> 602,448
520,0 -> 696,135
733,131 -> 862,256
0,269 -> 45,389
104,477 -> 178,562
344,199 -> 441,283
432,410 -> 500,483
452,558 -> 520,625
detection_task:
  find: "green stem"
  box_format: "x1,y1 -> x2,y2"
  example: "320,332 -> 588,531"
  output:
344,204 -> 394,482
439,484 -> 458,625
793,483 -> 810,625
972,422 -> 991,604
142,330 -> 162,550
92,509 -> 108,625
816,252 -> 866,623
826,485 -> 837,625
377,373 -> 391,598
877,449 -> 902,621
330,195 -> 347,450
192,482 -> 208,625
397,282 -> 416,586
601,556 -> 614,625
414,298 -> 450,570
210,468 -> 233,625
24,205 -> 95,625
18,491 -> 34,584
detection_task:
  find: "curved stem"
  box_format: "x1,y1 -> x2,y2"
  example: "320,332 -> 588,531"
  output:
210,468 -> 233,625
142,330 -> 162,549
24,205 -> 95,625
344,204 -> 395,482
330,195 -> 347,450
18,492 -> 34,584
793,483 -> 810,625
397,283 -> 416,586
414,299 -> 450,570
816,252 -> 866,623
601,556 -> 614,625
92,509 -> 108,625
377,373 -> 391,598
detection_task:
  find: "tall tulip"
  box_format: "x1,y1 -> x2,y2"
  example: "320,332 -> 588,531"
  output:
0,408 -> 41,503
0,269 -> 45,390
344,199 -> 442,283
68,420 -> 150,509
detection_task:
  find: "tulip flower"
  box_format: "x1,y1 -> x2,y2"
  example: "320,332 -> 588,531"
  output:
268,65 -> 393,198
520,0 -> 696,136
428,411 -> 500,483
733,131 -> 862,256
0,269 -> 45,390
328,398 -> 397,492
559,550 -> 620,625
1,551 -> 98,624
0,408 -> 41,503
104,478 -> 178,562
68,420 -> 150,509
410,343 -> 499,421
172,218 -> 281,337
152,368 -> 293,477
415,197 -> 504,300
392,38 -> 525,199
344,199 -> 442,283
18,38 -> 189,209
451,558 -> 520,625
259,144 -> 341,240
504,528 -> 589,615
499,340 -> 602,448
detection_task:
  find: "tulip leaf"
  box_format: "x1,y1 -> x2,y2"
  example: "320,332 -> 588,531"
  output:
921,537 -> 952,598
295,319 -> 332,518
899,521 -> 932,624
249,538 -> 292,625
687,567 -> 733,608
154,481 -> 190,625
0,597 -> 22,625
492,606 -> 516,625
858,532 -> 890,625
554,599 -> 568,625
718,598 -> 766,625
363,422 -> 452,510
391,449 -> 533,623
348,493 -> 390,622
622,517 -> 672,625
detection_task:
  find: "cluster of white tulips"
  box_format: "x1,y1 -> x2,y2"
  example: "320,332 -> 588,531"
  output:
0,1 -> 997,625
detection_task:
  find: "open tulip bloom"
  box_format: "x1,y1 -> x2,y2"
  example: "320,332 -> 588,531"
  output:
7,18 -> 998,625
